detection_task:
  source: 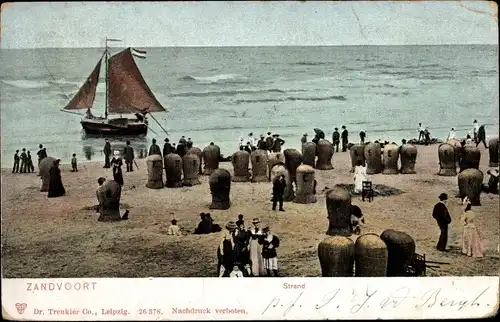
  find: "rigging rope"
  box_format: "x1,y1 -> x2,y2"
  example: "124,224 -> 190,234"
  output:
40,54 -> 72,102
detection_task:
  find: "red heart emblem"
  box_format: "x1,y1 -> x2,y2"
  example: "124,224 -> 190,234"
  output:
15,303 -> 27,315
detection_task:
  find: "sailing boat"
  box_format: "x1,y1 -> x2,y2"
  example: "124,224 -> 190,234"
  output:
62,39 -> 165,136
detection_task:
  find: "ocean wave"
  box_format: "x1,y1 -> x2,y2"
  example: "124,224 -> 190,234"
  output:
1,79 -> 51,89
170,88 -> 286,98
292,62 -> 333,66
233,95 -> 347,104
179,74 -> 247,84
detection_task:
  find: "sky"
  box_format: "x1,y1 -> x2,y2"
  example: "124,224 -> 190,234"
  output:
0,1 -> 498,48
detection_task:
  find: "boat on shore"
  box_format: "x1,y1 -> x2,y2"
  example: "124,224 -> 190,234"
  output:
61,38 -> 166,136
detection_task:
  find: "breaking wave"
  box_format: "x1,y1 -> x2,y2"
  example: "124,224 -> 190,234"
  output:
179,74 -> 247,84
1,79 -> 51,89
170,88 -> 286,98
233,95 -> 347,104
292,61 -> 333,66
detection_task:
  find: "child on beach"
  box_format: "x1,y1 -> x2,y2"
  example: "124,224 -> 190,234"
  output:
167,219 -> 182,236
229,264 -> 244,278
71,153 -> 78,172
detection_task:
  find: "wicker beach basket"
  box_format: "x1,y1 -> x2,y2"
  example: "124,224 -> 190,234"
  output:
284,148 -> 303,184
97,180 -> 122,222
460,146 -> 481,172
325,187 -> 352,237
231,150 -> 251,182
349,144 -> 366,173
146,154 -> 164,189
318,236 -> 355,277
294,165 -> 317,204
182,153 -> 201,186
364,142 -> 382,174
164,153 -> 183,188
458,168 -> 484,206
380,229 -> 416,277
438,143 -> 457,176
250,149 -> 268,182
446,139 -> 462,168
187,147 -> 203,174
488,137 -> 499,167
316,139 -> 334,170
268,152 -> 286,180
382,144 -> 399,175
399,144 -> 417,174
354,233 -> 388,277
302,142 -> 317,167
209,168 -> 231,210
202,144 -> 220,175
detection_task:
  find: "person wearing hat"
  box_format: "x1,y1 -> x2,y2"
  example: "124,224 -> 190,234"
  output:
247,132 -> 256,148
460,196 -> 484,258
110,150 -> 124,186
301,133 -> 308,145
432,193 -> 452,251
186,138 -> 193,149
103,139 -> 112,168
265,132 -> 274,152
123,141 -> 135,172
218,221 -> 237,277
48,159 -> 66,198
163,138 -> 173,156
259,224 -> 280,276
341,126 -> 349,152
233,218 -> 250,271
37,144 -> 47,166
12,150 -> 20,173
359,130 -> 366,144
272,174 -> 286,211
148,138 -> 162,157
332,128 -> 340,152
271,134 -> 285,153
446,127 -> 456,141
257,135 -> 267,150
248,218 -> 265,276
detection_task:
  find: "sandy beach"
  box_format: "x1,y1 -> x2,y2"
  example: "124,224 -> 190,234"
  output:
1,143 -> 498,278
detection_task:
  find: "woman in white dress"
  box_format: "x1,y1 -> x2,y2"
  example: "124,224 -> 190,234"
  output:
353,161 -> 368,194
248,218 -> 265,276
460,197 -> 485,258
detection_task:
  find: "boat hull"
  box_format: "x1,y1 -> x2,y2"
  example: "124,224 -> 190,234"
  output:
81,119 -> 148,136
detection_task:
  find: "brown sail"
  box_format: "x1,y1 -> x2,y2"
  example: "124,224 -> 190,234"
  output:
63,59 -> 102,110
107,48 -> 166,114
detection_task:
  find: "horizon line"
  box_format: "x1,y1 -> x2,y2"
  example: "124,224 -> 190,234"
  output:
1,43 -> 498,50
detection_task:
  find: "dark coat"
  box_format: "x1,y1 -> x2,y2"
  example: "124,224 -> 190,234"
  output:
260,235 -> 280,259
332,131 -> 340,143
123,146 -> 135,161
265,137 -> 274,150
163,142 -> 173,156
148,144 -> 162,156
111,157 -> 124,186
103,142 -> 112,155
217,238 -> 235,277
272,178 -> 286,196
271,138 -> 285,152
37,149 -> 47,160
432,202 -> 451,229
48,165 -> 65,198
341,130 -> 349,143
478,125 -> 486,141
257,139 -> 267,150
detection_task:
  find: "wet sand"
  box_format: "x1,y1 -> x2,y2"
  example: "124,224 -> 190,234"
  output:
1,143 -> 498,277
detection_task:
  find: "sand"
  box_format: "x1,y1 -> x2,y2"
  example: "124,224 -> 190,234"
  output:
1,144 -> 498,278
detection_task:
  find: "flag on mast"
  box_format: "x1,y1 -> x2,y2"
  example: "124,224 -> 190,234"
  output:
131,48 -> 147,59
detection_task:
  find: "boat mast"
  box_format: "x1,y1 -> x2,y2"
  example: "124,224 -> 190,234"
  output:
104,37 -> 109,119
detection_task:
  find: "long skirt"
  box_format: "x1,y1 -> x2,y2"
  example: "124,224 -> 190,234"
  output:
462,226 -> 485,258
249,239 -> 265,276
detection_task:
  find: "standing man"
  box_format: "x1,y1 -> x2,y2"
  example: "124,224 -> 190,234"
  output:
272,174 -> 286,211
186,138 -> 193,149
332,128 -> 340,152
20,148 -> 28,173
27,151 -> 35,173
257,135 -> 267,150
418,123 -> 425,142
475,125 -> 488,148
359,130 -> 366,144
247,132 -> 256,149
341,126 -> 349,152
271,134 -> 285,153
446,127 -> 456,141
123,141 -> 135,172
12,150 -> 20,173
260,224 -> 280,277
265,132 -> 274,152
103,139 -> 112,168
37,144 -> 47,169
148,138 -> 162,156
472,119 -> 479,143
432,193 -> 452,252
163,138 -> 173,156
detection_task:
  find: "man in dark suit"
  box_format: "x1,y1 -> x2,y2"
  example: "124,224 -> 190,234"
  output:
103,139 -> 112,168
432,193 -> 452,251
123,141 -> 135,172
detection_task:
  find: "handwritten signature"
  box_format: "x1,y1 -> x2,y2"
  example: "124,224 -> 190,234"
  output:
261,285 -> 491,317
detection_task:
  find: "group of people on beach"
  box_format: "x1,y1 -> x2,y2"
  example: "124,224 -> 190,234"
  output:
238,131 -> 286,153
11,145 -> 49,174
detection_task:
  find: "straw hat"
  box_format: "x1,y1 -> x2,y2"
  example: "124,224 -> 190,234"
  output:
226,221 -> 237,231
252,218 -> 260,224
262,223 -> 270,232
113,150 -> 120,156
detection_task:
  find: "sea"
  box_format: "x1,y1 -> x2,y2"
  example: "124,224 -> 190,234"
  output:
0,45 -> 498,166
